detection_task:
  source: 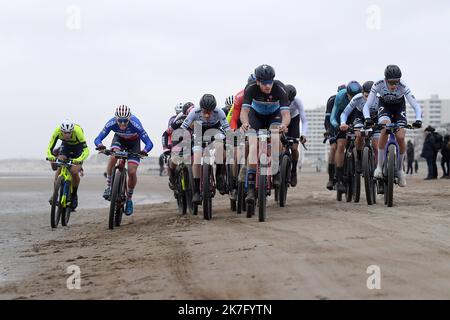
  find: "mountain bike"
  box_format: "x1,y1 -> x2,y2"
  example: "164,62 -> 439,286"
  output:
173,156 -> 195,215
47,158 -> 77,228
360,126 -> 378,205
98,149 -> 146,229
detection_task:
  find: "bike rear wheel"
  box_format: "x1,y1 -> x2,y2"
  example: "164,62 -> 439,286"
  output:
387,144 -> 396,207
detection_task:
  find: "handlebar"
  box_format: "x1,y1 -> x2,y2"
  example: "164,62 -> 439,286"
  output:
46,158 -> 78,166
96,148 -> 147,159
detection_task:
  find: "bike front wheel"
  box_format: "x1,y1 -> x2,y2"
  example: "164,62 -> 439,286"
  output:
258,173 -> 267,222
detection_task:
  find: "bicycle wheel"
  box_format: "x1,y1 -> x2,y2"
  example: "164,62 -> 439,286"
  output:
354,151 -> 361,203
279,155 -> 290,207
363,147 -> 374,205
61,180 -> 71,226
345,154 -> 354,203
115,171 -> 126,227
237,181 -> 245,214
258,173 -> 267,222
50,176 -> 64,228
387,144 -> 396,207
109,169 -> 122,229
203,164 -> 212,220
184,166 -> 194,215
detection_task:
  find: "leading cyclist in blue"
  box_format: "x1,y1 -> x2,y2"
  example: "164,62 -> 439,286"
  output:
94,105 -> 154,215
363,65 -> 422,187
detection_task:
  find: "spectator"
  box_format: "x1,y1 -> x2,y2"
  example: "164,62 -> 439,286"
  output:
421,126 -> 438,180
441,134 -> 450,179
406,140 -> 415,175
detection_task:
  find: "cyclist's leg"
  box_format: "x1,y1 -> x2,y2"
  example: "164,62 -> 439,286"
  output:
246,109 -> 262,203
268,111 -> 282,186
376,101 -> 392,174
327,132 -> 337,189
393,99 -> 408,171
192,143 -> 202,203
353,113 -> 365,173
335,133 -> 347,192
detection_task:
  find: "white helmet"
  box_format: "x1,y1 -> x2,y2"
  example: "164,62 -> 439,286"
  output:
115,105 -> 131,119
225,95 -> 234,108
175,102 -> 184,115
60,119 -> 74,133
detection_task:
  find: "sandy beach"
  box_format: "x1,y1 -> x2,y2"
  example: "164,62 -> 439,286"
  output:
0,170 -> 449,300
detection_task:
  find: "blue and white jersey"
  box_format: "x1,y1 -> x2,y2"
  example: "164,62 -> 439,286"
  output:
94,115 -> 154,153
363,79 -> 422,120
181,106 -> 230,132
340,93 -> 379,125
289,97 -> 309,136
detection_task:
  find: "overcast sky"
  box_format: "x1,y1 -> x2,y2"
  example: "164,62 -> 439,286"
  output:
1,0 -> 450,159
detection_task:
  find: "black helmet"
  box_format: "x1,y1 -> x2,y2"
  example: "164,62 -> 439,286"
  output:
248,73 -> 256,83
182,102 -> 194,115
362,81 -> 374,93
385,65 -> 402,80
285,84 -> 297,102
346,81 -> 362,97
199,94 -> 216,111
337,84 -> 346,92
254,64 -> 275,81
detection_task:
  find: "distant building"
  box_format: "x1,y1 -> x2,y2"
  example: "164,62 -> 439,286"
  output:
303,106 -> 328,163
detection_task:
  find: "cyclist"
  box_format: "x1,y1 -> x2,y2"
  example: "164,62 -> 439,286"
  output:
46,119 -> 90,209
324,84 -> 346,190
162,102 -> 195,189
340,81 -> 380,172
284,84 -> 308,187
168,102 -> 184,127
363,65 -> 422,187
181,94 -> 231,204
330,81 -> 363,193
94,105 -> 154,215
240,64 -> 291,204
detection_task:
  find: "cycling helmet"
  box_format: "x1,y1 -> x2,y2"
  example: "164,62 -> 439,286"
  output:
337,84 -> 346,92
254,64 -> 275,81
225,95 -> 234,108
385,65 -> 402,80
60,119 -> 74,133
182,102 -> 194,115
248,73 -> 256,83
199,94 -> 217,111
285,84 -> 297,102
115,105 -> 131,119
174,102 -> 184,115
346,81 -> 362,97
362,81 -> 374,93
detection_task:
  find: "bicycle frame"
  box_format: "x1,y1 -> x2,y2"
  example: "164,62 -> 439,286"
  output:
55,160 -> 74,208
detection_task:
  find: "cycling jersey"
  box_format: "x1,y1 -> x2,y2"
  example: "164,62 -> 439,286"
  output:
94,115 -> 154,153
181,106 -> 230,132
289,97 -> 308,137
242,80 -> 290,116
47,124 -> 90,162
330,89 -> 352,128
168,114 -> 177,127
162,114 -> 189,149
363,79 -> 422,121
230,89 -> 244,130
340,93 -> 379,125
324,95 -> 336,131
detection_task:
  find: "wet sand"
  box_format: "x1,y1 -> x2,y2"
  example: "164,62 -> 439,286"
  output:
0,171 -> 449,299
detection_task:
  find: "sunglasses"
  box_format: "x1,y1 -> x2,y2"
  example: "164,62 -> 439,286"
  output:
386,79 -> 400,86
260,80 -> 274,86
117,119 -> 129,124
62,131 -> 72,135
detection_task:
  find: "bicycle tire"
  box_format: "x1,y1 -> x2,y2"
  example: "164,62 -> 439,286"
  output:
387,144 -> 396,207
237,181 -> 244,214
363,147 -> 373,205
345,154 -> 354,203
258,173 -> 267,222
109,169 -> 121,229
50,176 -> 64,228
354,153 -> 361,203
115,171 -> 126,227
203,164 -> 212,220
61,180 -> 71,226
279,155 -> 290,207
